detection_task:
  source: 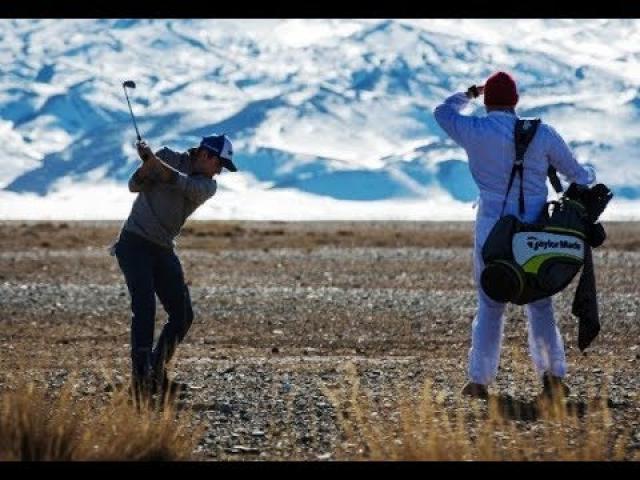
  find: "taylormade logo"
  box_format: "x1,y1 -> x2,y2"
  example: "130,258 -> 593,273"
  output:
513,232 -> 584,266
526,236 -> 581,251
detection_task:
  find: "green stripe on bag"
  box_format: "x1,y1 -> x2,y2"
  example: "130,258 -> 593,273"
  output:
522,253 -> 583,274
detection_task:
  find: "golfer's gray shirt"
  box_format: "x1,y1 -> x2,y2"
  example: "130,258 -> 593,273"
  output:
121,147 -> 217,249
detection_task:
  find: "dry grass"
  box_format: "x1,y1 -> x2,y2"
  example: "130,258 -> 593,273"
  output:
0,377 -> 201,461
325,363 -> 639,461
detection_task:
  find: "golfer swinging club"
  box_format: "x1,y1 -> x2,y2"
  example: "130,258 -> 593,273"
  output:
112,133 -> 237,399
434,72 -> 596,400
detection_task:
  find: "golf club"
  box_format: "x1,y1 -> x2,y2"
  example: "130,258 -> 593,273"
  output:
122,80 -> 150,161
122,80 -> 142,142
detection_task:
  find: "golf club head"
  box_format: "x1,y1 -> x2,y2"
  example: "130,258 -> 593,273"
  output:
123,80 -> 136,89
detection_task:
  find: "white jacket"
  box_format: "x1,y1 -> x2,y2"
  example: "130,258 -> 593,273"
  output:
433,92 -> 595,220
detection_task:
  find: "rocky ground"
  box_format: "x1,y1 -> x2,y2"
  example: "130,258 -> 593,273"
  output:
0,220 -> 638,460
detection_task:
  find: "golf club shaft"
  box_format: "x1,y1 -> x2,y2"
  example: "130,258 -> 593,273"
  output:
123,86 -> 142,142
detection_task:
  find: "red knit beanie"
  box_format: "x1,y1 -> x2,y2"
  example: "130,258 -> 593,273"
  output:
484,71 -> 519,107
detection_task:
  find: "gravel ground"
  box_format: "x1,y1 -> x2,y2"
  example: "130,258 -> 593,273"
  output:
0,221 -> 638,460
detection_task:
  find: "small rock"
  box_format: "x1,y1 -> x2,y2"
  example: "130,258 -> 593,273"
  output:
252,430 -> 266,437
226,446 -> 260,455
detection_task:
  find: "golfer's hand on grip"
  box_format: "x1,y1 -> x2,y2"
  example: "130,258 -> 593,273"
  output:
136,140 -> 153,162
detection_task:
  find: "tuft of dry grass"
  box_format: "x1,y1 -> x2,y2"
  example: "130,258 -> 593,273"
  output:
0,378 -> 201,461
324,362 -> 639,461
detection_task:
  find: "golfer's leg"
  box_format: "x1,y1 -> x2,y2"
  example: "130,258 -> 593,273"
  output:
151,250 -> 194,378
115,236 -> 156,382
526,297 -> 567,378
469,288 -> 506,385
468,215 -> 506,385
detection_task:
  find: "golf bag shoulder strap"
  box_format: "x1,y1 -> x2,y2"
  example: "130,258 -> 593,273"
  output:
501,118 -> 541,217
547,166 -> 563,194
514,118 -> 540,163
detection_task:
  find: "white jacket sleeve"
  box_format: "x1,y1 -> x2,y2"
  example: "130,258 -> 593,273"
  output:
545,125 -> 596,185
433,92 -> 481,148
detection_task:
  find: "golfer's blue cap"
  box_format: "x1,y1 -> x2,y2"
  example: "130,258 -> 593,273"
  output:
200,134 -> 237,172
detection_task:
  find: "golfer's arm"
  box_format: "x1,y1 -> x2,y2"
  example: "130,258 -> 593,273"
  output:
128,165 -> 155,192
145,151 -> 217,203
148,155 -> 179,183
433,92 -> 478,148
545,126 -> 596,185
173,175 -> 217,204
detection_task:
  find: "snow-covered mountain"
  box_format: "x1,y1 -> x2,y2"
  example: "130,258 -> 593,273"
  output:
0,19 -> 638,220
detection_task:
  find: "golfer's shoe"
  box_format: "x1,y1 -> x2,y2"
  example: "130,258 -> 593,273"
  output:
540,372 -> 571,400
152,372 -> 189,399
461,382 -> 489,400
128,377 -> 154,406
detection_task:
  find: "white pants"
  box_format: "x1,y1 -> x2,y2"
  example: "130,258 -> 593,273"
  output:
468,209 -> 567,385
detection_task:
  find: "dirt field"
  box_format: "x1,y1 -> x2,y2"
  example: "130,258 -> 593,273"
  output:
1,220 -> 639,460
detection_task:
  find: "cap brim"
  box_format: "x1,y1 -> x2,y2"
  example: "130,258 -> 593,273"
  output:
221,158 -> 237,172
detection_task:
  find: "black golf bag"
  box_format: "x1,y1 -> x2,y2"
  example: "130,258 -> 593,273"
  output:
481,183 -> 611,305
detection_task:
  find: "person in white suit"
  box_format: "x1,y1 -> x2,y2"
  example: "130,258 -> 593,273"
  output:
433,71 -> 596,399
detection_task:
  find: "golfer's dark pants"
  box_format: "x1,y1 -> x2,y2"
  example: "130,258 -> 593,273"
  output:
114,230 -> 194,382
